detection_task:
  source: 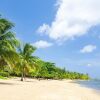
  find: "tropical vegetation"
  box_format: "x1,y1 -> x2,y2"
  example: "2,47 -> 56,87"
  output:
0,15 -> 90,81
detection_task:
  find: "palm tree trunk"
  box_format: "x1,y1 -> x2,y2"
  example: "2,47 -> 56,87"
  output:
23,68 -> 26,80
21,72 -> 24,81
21,67 -> 24,81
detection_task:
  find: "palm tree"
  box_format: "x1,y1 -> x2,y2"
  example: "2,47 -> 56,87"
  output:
17,43 -> 37,81
0,16 -> 19,68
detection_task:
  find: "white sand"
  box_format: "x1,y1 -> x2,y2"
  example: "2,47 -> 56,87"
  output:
0,78 -> 100,100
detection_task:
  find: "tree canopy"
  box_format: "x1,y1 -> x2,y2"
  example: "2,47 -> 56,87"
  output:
0,15 -> 90,81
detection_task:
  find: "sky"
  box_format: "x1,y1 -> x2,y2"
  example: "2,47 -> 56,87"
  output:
0,0 -> 100,78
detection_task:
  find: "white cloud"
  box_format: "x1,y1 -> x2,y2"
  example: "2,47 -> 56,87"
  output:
80,45 -> 96,53
32,40 -> 53,49
37,0 -> 100,41
87,63 -> 92,67
37,24 -> 50,34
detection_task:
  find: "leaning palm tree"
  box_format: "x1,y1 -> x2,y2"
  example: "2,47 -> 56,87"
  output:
0,16 -> 19,68
17,43 -> 37,81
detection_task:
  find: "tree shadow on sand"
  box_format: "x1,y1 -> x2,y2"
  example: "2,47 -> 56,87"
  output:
0,82 -> 14,85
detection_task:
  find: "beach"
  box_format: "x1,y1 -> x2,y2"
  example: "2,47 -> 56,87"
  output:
0,78 -> 100,100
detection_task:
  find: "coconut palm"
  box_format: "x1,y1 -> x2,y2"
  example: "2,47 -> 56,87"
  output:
0,16 -> 19,68
17,43 -> 37,81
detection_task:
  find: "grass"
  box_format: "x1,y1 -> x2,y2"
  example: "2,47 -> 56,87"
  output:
0,76 -> 8,80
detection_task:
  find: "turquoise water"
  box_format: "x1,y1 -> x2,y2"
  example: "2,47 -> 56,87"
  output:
75,80 -> 100,91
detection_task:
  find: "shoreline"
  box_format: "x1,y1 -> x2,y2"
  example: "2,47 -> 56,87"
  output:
0,78 -> 100,100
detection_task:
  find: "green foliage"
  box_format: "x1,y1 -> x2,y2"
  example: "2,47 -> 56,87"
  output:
0,70 -> 10,77
0,76 -> 8,79
0,15 -> 19,68
26,60 -> 90,80
0,15 -> 90,80
16,43 -> 37,81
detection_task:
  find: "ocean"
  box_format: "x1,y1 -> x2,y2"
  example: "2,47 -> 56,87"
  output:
75,80 -> 100,91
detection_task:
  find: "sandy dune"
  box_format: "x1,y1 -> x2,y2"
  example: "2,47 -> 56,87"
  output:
0,78 -> 100,100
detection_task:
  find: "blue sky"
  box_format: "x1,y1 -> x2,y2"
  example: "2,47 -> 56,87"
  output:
0,0 -> 100,78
